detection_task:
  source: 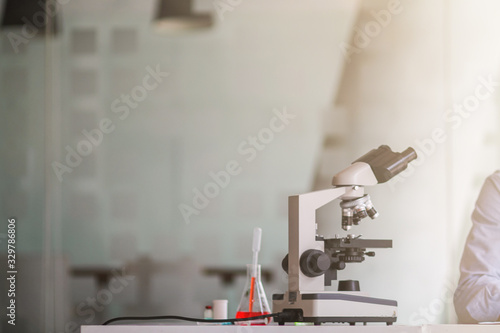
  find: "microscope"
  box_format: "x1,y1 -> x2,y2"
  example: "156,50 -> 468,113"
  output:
273,145 -> 417,325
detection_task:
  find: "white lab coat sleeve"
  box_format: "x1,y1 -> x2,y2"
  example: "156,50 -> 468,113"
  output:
454,171 -> 500,323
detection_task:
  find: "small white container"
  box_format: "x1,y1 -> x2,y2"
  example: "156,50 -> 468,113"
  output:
204,305 -> 213,319
212,299 -> 228,320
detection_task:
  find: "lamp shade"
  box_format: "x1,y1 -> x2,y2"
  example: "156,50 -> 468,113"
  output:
1,0 -> 59,35
154,0 -> 212,33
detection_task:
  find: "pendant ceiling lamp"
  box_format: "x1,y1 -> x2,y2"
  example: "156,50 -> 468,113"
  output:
154,0 -> 213,33
1,0 -> 59,35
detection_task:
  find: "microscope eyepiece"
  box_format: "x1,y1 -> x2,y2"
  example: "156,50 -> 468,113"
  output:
354,145 -> 418,184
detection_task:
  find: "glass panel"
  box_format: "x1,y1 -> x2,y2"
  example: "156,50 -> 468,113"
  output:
0,15 -> 50,333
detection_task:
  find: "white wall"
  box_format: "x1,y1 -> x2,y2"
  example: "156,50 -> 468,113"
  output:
314,0 -> 500,325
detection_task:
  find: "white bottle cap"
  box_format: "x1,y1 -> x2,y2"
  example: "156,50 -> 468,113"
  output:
212,299 -> 228,320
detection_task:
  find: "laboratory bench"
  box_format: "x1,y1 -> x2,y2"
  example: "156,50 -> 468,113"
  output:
82,324 -> 499,333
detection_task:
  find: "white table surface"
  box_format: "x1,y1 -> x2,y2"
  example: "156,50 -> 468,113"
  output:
81,324 -> 500,333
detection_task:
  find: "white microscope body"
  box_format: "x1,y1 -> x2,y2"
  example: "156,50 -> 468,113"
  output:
273,145 -> 417,325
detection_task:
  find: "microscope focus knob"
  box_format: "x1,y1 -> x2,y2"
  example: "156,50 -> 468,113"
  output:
281,254 -> 289,273
334,260 -> 346,270
300,250 -> 330,277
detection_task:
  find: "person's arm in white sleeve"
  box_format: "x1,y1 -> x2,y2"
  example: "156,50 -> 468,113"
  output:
454,171 -> 500,323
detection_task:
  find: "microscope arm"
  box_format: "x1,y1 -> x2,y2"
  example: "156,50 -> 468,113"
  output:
288,186 -> 365,293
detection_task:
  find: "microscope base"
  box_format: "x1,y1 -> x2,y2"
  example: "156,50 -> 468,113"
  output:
272,292 -> 397,326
